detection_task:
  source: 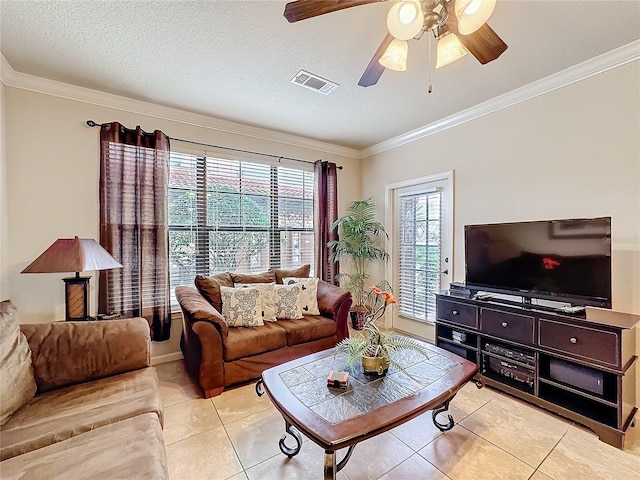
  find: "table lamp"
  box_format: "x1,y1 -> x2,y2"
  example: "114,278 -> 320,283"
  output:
21,236 -> 122,321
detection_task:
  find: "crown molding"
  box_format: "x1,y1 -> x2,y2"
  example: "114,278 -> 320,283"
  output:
0,54 -> 16,85
0,53 -> 361,160
361,40 -> 640,158
4,39 -> 639,160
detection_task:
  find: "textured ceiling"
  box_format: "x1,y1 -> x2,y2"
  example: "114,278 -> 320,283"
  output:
1,1 -> 639,150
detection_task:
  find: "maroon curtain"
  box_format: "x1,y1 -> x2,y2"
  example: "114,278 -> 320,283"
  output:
314,160 -> 339,285
98,122 -> 171,341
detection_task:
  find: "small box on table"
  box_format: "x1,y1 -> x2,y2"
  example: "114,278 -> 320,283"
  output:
327,370 -> 349,389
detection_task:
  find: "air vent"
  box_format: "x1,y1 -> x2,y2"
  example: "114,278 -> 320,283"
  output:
291,70 -> 339,95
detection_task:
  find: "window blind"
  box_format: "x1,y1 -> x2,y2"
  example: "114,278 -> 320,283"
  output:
168,152 -> 315,302
397,189 -> 442,322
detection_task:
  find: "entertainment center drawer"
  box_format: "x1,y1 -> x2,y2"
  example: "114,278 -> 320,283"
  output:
538,319 -> 619,367
437,299 -> 478,329
481,308 -> 535,345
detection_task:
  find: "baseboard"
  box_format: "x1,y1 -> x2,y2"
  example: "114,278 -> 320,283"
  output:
151,352 -> 184,365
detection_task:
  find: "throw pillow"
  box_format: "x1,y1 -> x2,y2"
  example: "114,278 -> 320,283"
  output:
272,284 -> 304,320
234,283 -> 277,322
282,277 -> 320,315
230,271 -> 276,285
195,272 -> 234,312
271,264 -> 311,284
0,300 -> 37,425
220,286 -> 265,327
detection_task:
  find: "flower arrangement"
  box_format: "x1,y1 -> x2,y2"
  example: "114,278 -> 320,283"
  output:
336,283 -> 431,376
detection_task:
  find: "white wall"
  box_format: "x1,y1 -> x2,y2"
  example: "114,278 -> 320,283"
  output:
362,61 -> 640,330
3,86 -> 361,359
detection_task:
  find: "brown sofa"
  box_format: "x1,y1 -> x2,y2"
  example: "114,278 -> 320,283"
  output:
0,317 -> 167,480
176,275 -> 352,398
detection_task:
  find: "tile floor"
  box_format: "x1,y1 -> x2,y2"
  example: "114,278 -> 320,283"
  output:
157,360 -> 640,480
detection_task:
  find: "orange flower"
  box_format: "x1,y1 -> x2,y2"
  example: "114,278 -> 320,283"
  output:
384,292 -> 397,304
371,286 -> 383,295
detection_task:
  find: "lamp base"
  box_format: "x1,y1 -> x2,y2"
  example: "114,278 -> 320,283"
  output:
63,276 -> 91,321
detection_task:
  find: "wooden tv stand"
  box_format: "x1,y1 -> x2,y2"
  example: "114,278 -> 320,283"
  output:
435,289 -> 639,448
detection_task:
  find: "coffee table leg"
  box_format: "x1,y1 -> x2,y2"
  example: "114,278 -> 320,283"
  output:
324,444 -> 356,479
279,421 -> 302,458
432,399 -> 455,432
255,379 -> 264,397
324,450 -> 336,480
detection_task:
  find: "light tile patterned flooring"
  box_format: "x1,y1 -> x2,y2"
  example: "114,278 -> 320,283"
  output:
157,360 -> 640,480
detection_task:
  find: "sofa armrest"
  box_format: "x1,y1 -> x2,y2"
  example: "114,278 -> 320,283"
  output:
175,286 -> 228,337
176,286 -> 229,398
317,280 -> 352,341
20,317 -> 150,393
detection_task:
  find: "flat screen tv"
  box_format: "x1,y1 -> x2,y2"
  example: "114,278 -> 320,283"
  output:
464,217 -> 611,308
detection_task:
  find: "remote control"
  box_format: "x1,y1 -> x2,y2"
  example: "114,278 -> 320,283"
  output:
474,293 -> 494,301
558,305 -> 585,314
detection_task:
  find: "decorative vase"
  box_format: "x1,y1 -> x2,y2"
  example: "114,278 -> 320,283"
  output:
350,308 -> 370,330
361,355 -> 390,377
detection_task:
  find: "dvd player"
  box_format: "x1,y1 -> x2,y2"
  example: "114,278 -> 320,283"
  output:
484,357 -> 535,388
485,342 -> 535,366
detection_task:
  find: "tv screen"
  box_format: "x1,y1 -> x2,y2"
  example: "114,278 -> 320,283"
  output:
464,217 -> 611,308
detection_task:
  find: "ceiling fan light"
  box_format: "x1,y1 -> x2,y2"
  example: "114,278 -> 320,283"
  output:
387,1 -> 424,40
455,0 -> 496,35
379,38 -> 408,71
436,32 -> 468,68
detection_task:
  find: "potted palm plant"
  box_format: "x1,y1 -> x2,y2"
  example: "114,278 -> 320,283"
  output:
327,198 -> 389,329
336,284 -> 431,377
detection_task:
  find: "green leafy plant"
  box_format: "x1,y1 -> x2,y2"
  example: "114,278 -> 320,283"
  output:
327,198 -> 389,309
336,284 -> 431,371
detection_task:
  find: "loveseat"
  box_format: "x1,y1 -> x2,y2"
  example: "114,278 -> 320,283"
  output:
176,267 -> 352,397
0,302 -> 168,480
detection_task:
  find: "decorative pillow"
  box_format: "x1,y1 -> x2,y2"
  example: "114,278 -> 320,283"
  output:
234,283 -> 277,322
282,277 -> 320,315
220,286 -> 265,327
230,271 -> 276,285
195,272 -> 234,312
0,300 -> 37,425
271,264 -> 311,285
272,284 -> 304,320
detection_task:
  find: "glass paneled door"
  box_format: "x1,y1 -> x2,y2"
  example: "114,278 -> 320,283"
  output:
386,172 -> 452,339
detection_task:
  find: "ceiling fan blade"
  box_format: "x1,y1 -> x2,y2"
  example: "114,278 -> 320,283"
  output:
446,13 -> 507,64
358,33 -> 394,87
458,24 -> 508,64
284,0 -> 385,23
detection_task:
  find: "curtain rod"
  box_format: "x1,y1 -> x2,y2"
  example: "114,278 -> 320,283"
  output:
86,120 -> 342,170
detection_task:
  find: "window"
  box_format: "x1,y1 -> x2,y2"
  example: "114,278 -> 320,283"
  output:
397,188 -> 443,322
168,152 -> 314,302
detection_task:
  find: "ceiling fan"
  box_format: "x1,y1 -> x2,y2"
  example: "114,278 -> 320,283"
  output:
283,0 -> 508,88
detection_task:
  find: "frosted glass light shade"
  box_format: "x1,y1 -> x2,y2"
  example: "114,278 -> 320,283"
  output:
379,39 -> 408,71
455,0 -> 496,35
387,1 -> 423,40
436,33 -> 468,68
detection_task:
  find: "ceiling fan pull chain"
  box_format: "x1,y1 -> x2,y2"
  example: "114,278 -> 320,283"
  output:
427,34 -> 433,93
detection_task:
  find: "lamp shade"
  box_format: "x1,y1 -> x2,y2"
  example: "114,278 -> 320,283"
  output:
21,237 -> 122,274
436,32 -> 468,68
455,0 -> 496,35
379,38 -> 408,71
387,1 -> 424,40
